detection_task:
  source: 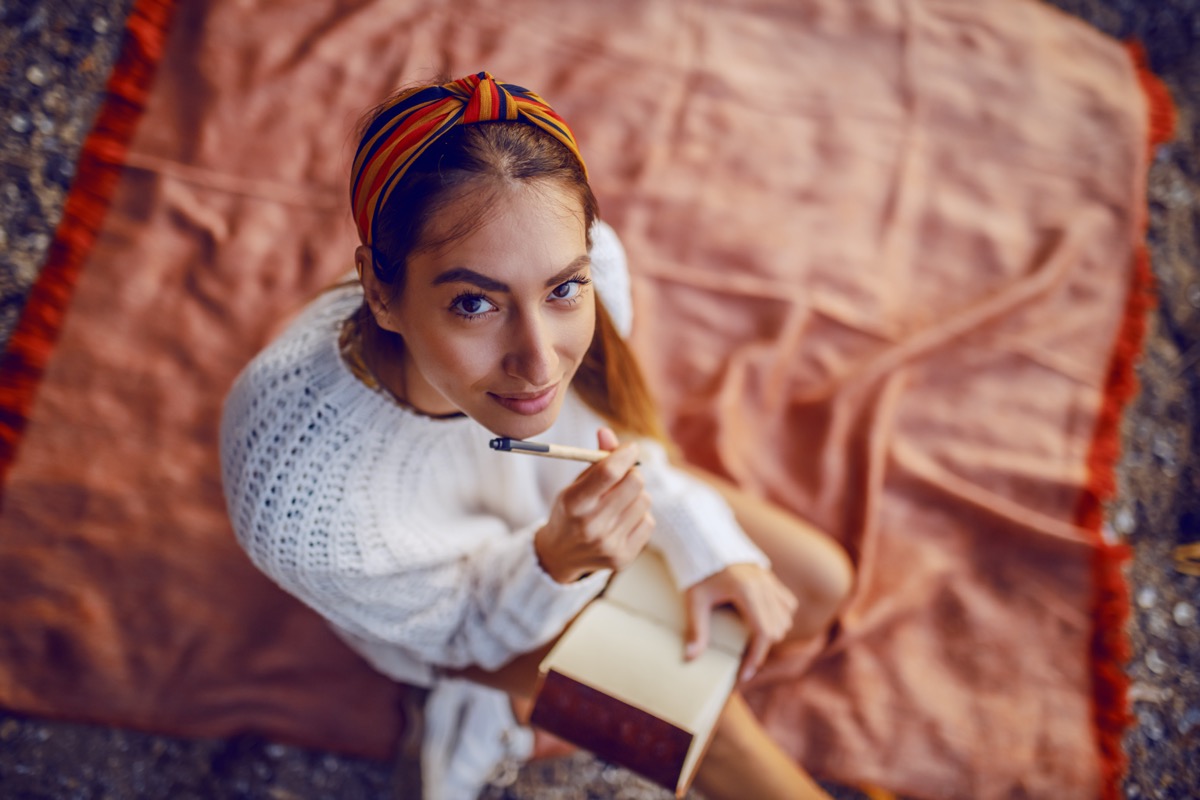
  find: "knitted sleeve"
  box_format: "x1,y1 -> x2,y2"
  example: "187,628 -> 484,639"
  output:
303,519 -> 609,676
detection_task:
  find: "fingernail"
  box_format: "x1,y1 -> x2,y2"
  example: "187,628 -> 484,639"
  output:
685,642 -> 700,659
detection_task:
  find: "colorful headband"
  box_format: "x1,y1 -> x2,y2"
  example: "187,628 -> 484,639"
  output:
350,71 -> 587,248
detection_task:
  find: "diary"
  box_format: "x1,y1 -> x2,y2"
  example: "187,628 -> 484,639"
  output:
530,550 -> 749,796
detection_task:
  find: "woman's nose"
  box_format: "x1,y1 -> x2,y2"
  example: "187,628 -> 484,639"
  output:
503,312 -> 556,386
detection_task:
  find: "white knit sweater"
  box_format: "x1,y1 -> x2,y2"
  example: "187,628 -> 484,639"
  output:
219,223 -> 767,687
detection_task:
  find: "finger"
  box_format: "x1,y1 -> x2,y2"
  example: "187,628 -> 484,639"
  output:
566,444 -> 641,514
685,588 -> 712,661
733,588 -> 786,647
576,469 -> 645,541
740,633 -> 771,683
764,570 -> 799,608
760,584 -> 795,640
626,510 -> 655,552
606,488 -> 652,541
596,427 -> 620,452
611,511 -> 654,570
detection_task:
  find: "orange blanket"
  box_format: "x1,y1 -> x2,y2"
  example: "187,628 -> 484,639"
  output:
0,1 -> 1157,797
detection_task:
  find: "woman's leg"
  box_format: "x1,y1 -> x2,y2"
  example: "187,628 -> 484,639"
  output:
695,691 -> 832,800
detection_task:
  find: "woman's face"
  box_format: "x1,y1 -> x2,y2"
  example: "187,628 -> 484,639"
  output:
372,180 -> 595,439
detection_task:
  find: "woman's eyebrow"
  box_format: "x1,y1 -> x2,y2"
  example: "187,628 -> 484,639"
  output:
542,255 -> 591,288
432,268 -> 508,292
431,255 -> 592,292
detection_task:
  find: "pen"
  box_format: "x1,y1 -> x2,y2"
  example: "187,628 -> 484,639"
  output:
489,437 -> 640,465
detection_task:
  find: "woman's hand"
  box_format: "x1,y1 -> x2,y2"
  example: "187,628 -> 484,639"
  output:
684,563 -> 799,682
534,428 -> 655,584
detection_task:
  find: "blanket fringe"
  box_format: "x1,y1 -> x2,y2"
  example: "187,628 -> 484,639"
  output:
1079,40 -> 1176,800
0,0 -> 178,491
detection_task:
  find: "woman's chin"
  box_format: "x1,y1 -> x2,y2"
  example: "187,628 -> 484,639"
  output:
484,415 -> 557,441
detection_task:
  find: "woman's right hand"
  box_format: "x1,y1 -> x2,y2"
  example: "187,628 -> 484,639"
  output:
534,428 -> 655,583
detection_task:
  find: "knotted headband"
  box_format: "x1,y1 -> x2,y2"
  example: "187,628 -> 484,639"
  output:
350,71 -> 588,249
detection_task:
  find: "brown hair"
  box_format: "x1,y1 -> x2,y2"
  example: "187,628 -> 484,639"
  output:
352,84 -> 665,441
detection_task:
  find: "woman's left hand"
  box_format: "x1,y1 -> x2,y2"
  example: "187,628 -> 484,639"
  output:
684,564 -> 799,682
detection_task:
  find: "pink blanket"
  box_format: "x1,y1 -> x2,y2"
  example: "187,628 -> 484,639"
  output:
0,1 -> 1157,797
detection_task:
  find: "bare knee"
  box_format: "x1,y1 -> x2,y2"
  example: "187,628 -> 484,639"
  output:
790,537 -> 854,638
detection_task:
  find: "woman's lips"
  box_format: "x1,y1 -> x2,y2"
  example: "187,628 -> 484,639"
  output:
489,384 -> 558,415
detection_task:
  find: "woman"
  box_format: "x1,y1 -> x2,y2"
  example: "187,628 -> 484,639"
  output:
221,72 -> 853,800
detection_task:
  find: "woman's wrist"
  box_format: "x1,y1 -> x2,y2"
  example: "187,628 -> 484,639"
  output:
533,525 -> 585,584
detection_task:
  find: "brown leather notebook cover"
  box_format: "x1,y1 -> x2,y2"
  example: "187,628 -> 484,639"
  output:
531,669 -> 693,792
529,550 -> 748,796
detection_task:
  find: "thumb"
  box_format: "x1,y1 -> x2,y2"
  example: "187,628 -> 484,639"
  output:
596,427 -> 620,452
684,588 -> 711,661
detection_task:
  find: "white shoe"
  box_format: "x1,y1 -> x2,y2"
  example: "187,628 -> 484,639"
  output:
421,678 -> 534,800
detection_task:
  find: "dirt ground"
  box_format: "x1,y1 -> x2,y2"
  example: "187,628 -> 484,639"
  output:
0,0 -> 1197,797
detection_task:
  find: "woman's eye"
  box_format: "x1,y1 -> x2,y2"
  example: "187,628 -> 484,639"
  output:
450,294 -> 497,317
550,281 -> 582,301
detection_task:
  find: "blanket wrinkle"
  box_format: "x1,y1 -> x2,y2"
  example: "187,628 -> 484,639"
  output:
124,152 -> 343,209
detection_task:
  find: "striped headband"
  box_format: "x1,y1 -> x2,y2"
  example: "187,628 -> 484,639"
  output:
350,71 -> 588,248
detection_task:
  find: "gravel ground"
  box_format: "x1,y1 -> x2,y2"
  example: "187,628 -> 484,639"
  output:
0,0 -> 1197,798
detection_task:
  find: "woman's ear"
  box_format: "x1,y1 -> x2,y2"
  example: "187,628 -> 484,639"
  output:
354,245 -> 369,281
355,245 -> 402,334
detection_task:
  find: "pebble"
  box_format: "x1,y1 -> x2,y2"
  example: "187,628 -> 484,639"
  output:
10,114 -> 31,134
1145,648 -> 1168,675
1137,585 -> 1157,610
1114,505 -> 1137,536
1129,681 -> 1173,703
93,16 -> 110,34
1138,708 -> 1166,741
1174,601 -> 1196,627
1188,283 -> 1200,309
266,744 -> 286,759
26,65 -> 47,86
1148,609 -> 1172,637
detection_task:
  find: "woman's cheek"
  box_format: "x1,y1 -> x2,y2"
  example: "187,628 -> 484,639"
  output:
437,331 -> 498,385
